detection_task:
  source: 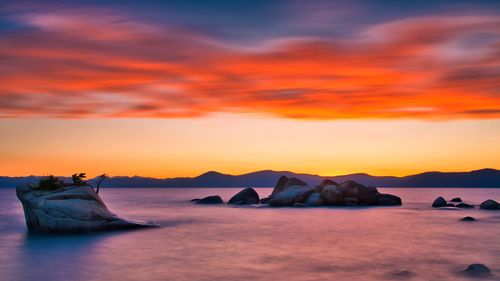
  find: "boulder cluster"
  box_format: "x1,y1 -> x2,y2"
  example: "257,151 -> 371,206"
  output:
431,196 -> 499,210
194,175 -> 402,207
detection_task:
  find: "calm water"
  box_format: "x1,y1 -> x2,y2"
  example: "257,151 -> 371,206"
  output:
0,188 -> 499,281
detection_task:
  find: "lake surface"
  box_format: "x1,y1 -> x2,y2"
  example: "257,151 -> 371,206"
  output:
0,188 -> 499,281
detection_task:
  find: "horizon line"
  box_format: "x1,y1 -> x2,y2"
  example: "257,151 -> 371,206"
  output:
2,168 -> 498,180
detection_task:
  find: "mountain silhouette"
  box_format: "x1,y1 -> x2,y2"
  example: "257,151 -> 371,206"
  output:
1,168 -> 499,188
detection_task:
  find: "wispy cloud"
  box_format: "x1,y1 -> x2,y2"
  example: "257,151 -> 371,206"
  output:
0,4 -> 499,119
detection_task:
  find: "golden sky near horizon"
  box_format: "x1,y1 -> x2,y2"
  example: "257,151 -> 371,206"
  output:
0,1 -> 499,177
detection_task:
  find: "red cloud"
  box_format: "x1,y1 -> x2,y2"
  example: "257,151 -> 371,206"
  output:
0,8 -> 499,119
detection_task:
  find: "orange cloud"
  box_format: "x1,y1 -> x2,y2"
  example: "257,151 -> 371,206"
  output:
0,8 -> 499,119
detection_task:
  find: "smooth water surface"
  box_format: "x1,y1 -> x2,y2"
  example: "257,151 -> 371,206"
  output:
0,188 -> 499,281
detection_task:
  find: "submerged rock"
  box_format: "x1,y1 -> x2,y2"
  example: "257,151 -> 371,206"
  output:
391,269 -> 414,278
196,195 -> 224,204
479,199 -> 500,210
456,203 -> 474,208
292,202 -> 306,208
375,193 -> 402,206
432,196 -> 447,208
450,197 -> 462,203
16,185 -> 157,233
458,264 -> 491,277
460,216 -> 476,222
228,187 -> 259,205
190,198 -> 200,202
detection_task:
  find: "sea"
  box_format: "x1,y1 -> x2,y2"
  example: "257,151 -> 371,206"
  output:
0,187 -> 499,281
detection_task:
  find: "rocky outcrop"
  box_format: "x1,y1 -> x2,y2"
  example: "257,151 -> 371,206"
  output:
432,196 -> 447,208
196,195 -> 224,204
479,199 -> 500,210
228,187 -> 259,205
16,185 -> 157,233
458,264 -> 491,277
450,197 -> 462,203
266,176 -> 401,207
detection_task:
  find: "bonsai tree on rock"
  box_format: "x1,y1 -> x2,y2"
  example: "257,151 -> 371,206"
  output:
71,173 -> 87,186
92,174 -> 108,194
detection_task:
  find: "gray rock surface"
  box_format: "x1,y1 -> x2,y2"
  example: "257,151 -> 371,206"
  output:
304,192 -> 323,207
269,185 -> 316,207
228,187 -> 259,205
16,185 -> 157,233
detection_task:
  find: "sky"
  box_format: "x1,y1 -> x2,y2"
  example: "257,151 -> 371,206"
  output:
0,0 -> 499,177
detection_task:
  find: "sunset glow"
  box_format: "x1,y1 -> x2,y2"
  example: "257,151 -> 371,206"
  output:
0,1 -> 499,177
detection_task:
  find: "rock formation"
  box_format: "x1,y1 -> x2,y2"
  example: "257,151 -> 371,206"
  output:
16,185 -> 157,233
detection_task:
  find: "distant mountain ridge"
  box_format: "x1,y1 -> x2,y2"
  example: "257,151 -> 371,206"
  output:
1,169 -> 499,188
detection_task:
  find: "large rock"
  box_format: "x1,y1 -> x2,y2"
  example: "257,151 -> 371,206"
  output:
450,197 -> 462,203
283,177 -> 307,189
338,181 -> 376,205
479,199 -> 500,210
16,185 -> 157,233
269,186 -> 315,207
375,193 -> 402,206
320,185 -> 343,205
319,179 -> 338,188
271,176 -> 289,196
196,195 -> 224,204
432,196 -> 447,208
228,187 -> 259,205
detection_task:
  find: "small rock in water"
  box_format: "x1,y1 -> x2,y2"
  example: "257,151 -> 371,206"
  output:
228,187 -> 259,205
196,195 -> 224,204
392,269 -> 414,278
458,264 -> 491,277
292,202 -> 306,208
460,216 -> 476,222
190,198 -> 200,202
450,197 -> 462,203
479,199 -> 500,210
432,196 -> 447,208
456,203 -> 474,208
